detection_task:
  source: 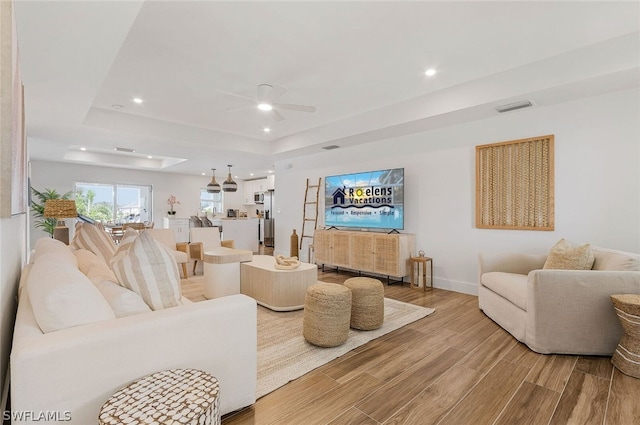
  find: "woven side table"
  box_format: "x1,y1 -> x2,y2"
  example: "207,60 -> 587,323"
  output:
610,294 -> 640,379
98,369 -> 221,425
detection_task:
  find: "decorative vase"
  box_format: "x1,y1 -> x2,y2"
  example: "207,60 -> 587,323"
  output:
290,229 -> 299,258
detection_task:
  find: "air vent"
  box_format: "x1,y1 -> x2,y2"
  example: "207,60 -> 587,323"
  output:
114,147 -> 136,153
322,145 -> 340,150
495,100 -> 533,113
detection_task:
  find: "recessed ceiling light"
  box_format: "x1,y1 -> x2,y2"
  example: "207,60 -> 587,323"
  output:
263,127 -> 271,133
257,103 -> 273,111
132,97 -> 144,104
147,155 -> 153,159
250,173 -> 254,176
80,147 -> 86,151
268,170 -> 274,174
425,68 -> 437,77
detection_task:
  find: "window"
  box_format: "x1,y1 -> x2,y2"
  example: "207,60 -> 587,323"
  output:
75,182 -> 152,224
200,189 -> 223,216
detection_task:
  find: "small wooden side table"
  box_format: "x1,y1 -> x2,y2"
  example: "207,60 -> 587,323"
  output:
409,256 -> 433,291
98,369 -> 220,425
610,294 -> 640,379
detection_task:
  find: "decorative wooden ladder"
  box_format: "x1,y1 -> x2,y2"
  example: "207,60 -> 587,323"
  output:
300,177 -> 321,261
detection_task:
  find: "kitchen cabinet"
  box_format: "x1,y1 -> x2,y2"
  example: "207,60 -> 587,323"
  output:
162,217 -> 190,243
243,178 -> 269,204
243,180 -> 256,204
313,229 -> 415,278
266,174 -> 275,190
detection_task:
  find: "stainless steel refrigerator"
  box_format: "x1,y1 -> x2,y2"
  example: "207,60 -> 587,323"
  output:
263,190 -> 275,247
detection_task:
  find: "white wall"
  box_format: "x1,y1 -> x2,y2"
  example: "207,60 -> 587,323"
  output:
0,214 -> 27,407
28,162 -> 250,249
273,88 -> 640,294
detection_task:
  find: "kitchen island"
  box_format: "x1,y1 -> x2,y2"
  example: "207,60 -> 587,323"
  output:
212,218 -> 259,253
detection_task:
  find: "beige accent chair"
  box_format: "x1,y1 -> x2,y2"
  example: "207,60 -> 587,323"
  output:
189,227 -> 235,275
145,228 -> 190,278
478,246 -> 640,355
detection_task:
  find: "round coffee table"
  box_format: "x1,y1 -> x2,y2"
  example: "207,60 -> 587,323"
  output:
610,294 -> 640,378
98,369 -> 220,425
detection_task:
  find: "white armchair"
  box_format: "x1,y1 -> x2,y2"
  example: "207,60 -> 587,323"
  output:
145,228 -> 190,278
189,227 -> 234,275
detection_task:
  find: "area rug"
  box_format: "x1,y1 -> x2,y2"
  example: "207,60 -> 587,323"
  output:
257,297 -> 435,398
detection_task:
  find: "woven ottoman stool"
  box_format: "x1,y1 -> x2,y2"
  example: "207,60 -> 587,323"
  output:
98,369 -> 221,425
303,282 -> 352,347
344,277 -> 385,330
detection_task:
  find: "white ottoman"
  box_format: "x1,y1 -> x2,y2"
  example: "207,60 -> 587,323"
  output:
203,248 -> 253,299
240,255 -> 318,311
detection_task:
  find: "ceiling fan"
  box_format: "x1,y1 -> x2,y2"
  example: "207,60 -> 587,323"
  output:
219,84 -> 316,121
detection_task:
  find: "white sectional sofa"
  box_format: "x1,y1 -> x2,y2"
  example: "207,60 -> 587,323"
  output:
11,237 -> 257,424
478,245 -> 640,355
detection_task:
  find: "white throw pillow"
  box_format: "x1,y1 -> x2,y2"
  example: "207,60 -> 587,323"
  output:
91,278 -> 152,317
70,222 -> 116,265
26,256 -> 115,333
74,248 -> 105,275
31,237 -> 78,267
75,246 -> 150,317
111,231 -> 183,310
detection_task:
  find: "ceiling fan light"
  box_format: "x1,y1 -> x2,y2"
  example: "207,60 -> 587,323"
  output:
206,168 -> 221,193
257,103 -> 273,111
222,165 -> 238,192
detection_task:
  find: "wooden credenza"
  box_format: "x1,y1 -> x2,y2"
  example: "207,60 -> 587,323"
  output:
314,229 -> 415,278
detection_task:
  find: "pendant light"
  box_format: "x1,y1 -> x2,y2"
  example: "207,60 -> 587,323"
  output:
222,164 -> 238,192
206,168 -> 221,193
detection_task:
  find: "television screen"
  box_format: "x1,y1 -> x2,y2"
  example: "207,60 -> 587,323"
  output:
324,168 -> 404,230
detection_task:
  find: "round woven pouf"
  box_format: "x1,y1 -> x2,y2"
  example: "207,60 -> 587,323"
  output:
98,369 -> 220,425
344,277 -> 385,330
303,282 -> 352,347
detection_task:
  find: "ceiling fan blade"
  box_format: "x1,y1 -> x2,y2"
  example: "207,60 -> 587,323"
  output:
224,105 -> 253,112
216,89 -> 256,103
271,109 -> 285,122
273,102 -> 316,113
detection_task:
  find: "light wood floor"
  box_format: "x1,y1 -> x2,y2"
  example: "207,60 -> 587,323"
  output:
181,267 -> 640,425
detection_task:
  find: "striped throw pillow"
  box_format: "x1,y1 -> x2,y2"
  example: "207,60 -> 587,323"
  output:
110,227 -> 139,265
71,222 -> 116,265
111,231 -> 182,310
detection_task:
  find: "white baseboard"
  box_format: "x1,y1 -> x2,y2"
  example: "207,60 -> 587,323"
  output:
433,277 -> 478,296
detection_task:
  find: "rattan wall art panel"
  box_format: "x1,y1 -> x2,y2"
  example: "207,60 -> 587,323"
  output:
476,135 -> 554,230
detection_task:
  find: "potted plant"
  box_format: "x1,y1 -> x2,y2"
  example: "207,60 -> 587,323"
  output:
167,195 -> 180,216
31,187 -> 72,237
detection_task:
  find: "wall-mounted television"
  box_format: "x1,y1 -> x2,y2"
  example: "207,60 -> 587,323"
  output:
324,168 -> 404,230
